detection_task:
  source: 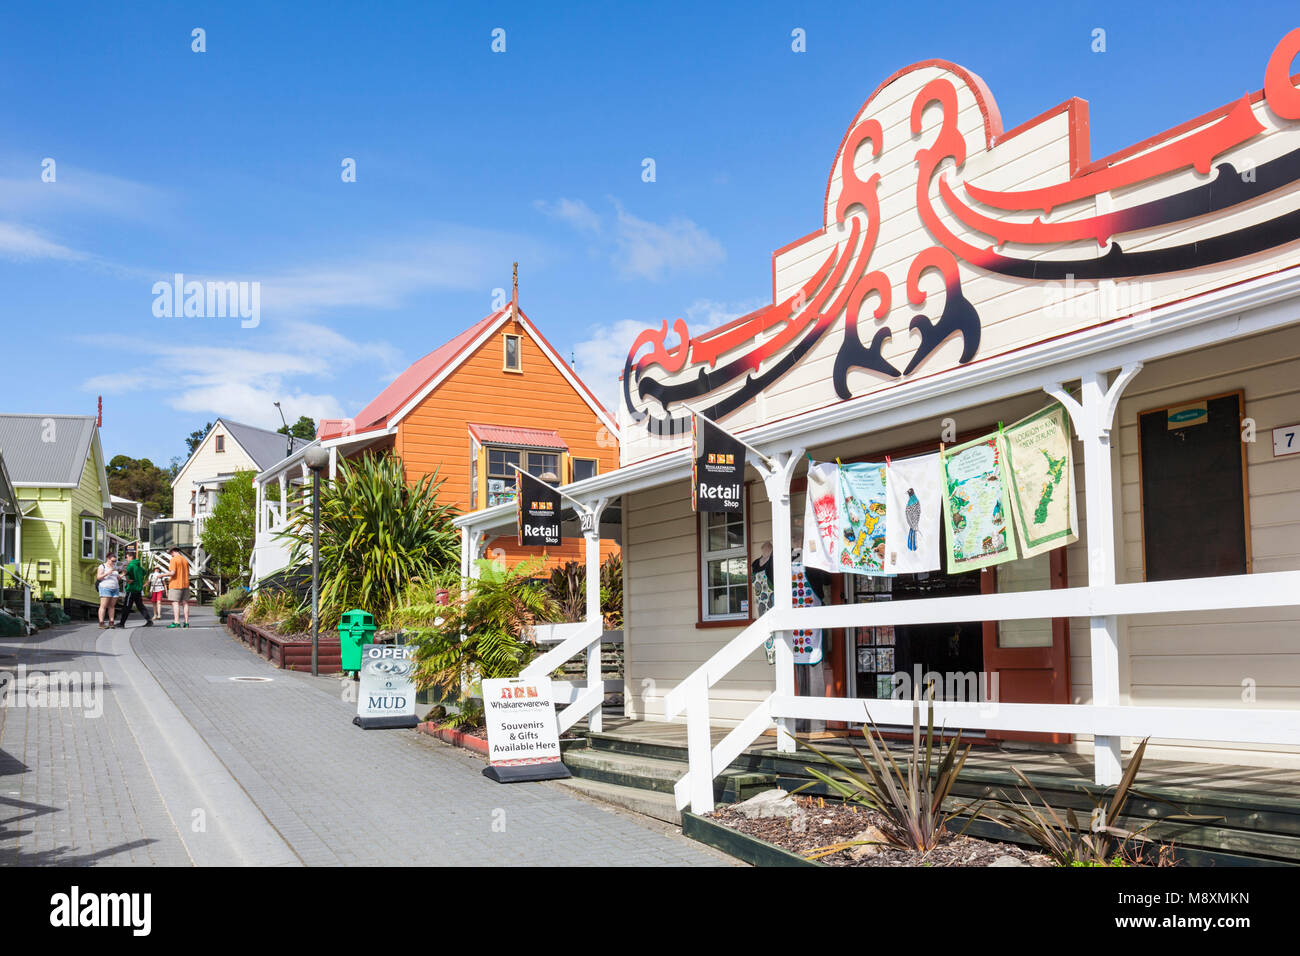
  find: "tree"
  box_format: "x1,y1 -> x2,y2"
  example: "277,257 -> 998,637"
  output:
106,455 -> 172,515
199,471 -> 257,586
185,422 -> 214,457
277,415 -> 316,442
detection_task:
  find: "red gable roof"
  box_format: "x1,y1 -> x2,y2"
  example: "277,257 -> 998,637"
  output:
318,303 -> 619,444
318,309 -> 506,441
468,423 -> 568,450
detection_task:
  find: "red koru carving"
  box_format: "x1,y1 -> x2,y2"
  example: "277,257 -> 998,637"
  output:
623,32 -> 1300,435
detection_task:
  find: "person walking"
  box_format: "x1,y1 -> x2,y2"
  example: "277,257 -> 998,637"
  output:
149,564 -> 169,619
166,546 -> 191,628
116,548 -> 152,627
95,552 -> 121,628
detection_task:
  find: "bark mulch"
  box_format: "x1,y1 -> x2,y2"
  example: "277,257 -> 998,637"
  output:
708,796 -> 1054,867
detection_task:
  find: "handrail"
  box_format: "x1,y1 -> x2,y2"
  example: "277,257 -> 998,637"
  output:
521,617 -> 610,732
664,610 -> 778,718
663,568 -> 1300,814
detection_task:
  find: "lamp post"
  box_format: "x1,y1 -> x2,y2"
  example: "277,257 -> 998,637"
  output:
303,445 -> 330,676
274,401 -> 292,459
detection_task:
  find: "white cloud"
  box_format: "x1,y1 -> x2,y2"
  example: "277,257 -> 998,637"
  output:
169,381 -> 345,429
610,202 -> 725,280
0,222 -> 88,261
0,165 -> 169,222
78,323 -> 398,430
535,197 -> 725,281
572,297 -> 764,414
533,198 -> 602,235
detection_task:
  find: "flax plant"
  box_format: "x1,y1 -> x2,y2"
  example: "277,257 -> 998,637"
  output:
798,693 -> 977,857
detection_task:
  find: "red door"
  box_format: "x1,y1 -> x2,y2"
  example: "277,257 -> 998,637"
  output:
980,549 -> 1073,744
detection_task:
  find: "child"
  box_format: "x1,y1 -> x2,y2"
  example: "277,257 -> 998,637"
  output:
149,565 -> 169,620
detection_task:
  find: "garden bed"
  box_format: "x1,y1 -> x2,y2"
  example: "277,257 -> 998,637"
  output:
225,611 -> 342,673
705,792 -> 1052,867
418,722 -> 490,755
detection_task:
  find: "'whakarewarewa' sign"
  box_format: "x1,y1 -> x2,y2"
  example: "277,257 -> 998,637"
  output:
619,30 -> 1300,460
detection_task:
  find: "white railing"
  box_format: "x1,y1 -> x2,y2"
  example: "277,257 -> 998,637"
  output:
525,620 -> 618,734
665,568 -> 1300,814
1,564 -> 35,625
250,516 -> 294,585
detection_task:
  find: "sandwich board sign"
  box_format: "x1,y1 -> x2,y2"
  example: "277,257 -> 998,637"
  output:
353,644 -> 419,730
481,676 -> 571,783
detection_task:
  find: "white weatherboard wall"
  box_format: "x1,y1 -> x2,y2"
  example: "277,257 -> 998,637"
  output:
171,425 -> 260,519
623,329 -> 1300,768
1109,323 -> 1300,768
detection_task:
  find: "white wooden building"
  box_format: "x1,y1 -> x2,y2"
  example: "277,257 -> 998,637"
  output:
456,31 -> 1300,813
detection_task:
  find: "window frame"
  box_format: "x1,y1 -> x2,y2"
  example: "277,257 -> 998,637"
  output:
526,451 -> 560,483
571,457 -> 598,483
696,484 -> 753,626
502,333 -> 523,373
80,517 -> 103,561
215,434 -> 225,452
1135,389 -> 1252,582
486,447 -> 522,479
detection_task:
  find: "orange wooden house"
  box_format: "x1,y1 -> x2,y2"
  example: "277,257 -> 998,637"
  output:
312,298 -> 621,569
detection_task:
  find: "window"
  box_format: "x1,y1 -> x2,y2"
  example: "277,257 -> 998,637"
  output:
486,447 -> 520,506
81,517 -> 103,560
700,509 -> 749,621
470,441 -> 479,510
527,452 -> 559,483
487,447 -> 521,478
503,334 -> 522,372
572,458 -> 598,482
1,515 -> 14,564
1138,391 -> 1250,581
215,434 -> 225,452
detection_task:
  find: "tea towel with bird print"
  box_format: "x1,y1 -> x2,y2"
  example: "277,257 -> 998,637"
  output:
885,453 -> 942,573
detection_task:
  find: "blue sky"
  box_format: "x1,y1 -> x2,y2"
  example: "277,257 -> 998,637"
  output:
2,1 -> 1296,469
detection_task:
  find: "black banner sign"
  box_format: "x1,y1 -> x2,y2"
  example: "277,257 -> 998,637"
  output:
692,414 -> 745,512
516,469 -> 562,546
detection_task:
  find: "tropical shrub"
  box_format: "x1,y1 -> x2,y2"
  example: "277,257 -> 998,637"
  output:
542,553 -> 624,627
285,453 -> 459,628
244,589 -> 310,634
213,587 -> 251,614
397,558 -> 559,728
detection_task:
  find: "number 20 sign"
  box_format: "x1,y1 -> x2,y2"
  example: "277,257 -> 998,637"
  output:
1274,425 -> 1300,458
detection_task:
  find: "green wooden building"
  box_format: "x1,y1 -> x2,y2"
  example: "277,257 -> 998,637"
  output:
0,414 -> 112,612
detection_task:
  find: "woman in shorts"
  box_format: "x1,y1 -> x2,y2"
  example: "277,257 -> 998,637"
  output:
95,553 -> 121,628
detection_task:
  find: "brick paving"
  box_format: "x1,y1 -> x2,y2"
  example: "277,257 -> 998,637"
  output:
0,619 -> 190,866
1,610 -> 730,866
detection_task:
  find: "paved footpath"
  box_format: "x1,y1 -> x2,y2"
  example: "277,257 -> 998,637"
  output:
0,609 -> 731,866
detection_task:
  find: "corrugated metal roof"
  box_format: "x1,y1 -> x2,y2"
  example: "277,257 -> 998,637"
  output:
468,423 -> 568,450
217,419 -> 310,471
0,414 -> 98,486
320,310 -> 506,440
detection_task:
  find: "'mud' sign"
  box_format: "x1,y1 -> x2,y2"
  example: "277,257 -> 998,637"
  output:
619,30 -> 1300,464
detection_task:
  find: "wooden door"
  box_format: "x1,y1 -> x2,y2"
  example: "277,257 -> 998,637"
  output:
980,549 -> 1073,744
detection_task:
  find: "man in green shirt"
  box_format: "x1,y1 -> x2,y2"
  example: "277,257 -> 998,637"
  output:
116,548 -> 153,627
